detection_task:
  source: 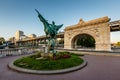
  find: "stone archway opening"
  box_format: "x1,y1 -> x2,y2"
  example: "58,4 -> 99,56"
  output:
72,34 -> 95,49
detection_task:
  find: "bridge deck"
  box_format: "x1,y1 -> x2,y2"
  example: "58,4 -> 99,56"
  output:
110,20 -> 120,32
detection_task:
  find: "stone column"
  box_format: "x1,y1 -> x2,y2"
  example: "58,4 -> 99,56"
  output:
96,43 -> 111,51
95,23 -> 111,51
64,32 -> 72,49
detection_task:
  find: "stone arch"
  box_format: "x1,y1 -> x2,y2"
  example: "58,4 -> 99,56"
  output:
71,33 -> 96,49
64,16 -> 111,51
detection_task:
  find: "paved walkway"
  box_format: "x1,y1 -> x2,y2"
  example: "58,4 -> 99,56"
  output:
0,54 -> 120,80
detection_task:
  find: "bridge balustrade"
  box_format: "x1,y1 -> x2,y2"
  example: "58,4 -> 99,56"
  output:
0,48 -> 36,58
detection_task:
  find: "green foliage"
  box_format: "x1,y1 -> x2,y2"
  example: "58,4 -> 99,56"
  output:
69,53 -> 84,56
77,34 -> 95,47
14,52 -> 83,70
30,51 -> 42,59
40,42 -> 47,44
0,37 -> 5,45
59,39 -> 64,44
116,42 -> 120,46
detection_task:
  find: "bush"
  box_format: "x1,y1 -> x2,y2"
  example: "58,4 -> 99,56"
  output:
30,51 -> 42,59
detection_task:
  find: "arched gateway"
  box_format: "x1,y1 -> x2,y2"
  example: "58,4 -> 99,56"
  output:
64,16 -> 111,51
71,33 -> 95,48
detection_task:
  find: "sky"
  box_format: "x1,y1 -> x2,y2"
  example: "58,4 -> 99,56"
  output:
0,0 -> 120,43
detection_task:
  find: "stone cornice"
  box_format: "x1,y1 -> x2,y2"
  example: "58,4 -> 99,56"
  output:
65,16 -> 110,31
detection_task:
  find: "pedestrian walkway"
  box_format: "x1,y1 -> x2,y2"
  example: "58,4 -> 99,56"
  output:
0,54 -> 120,80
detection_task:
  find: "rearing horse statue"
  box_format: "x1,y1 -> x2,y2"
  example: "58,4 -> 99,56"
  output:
35,9 -> 63,53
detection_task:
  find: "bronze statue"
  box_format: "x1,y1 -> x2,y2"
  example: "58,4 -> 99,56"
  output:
35,9 -> 63,54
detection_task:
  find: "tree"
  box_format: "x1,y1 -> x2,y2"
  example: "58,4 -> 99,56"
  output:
8,37 -> 15,43
58,39 -> 64,44
116,42 -> 120,46
77,34 -> 95,47
0,37 -> 5,45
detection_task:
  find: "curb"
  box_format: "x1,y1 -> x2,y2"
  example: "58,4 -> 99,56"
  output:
57,50 -> 120,57
8,58 -> 87,75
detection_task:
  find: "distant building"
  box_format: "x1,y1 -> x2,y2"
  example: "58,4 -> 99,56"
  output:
27,34 -> 36,38
15,30 -> 37,41
19,34 -> 37,40
15,30 -> 24,41
20,35 -> 28,40
8,37 -> 15,43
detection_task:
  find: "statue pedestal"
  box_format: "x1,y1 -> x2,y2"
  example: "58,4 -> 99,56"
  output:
43,45 -> 48,53
41,53 -> 53,59
45,46 -> 48,53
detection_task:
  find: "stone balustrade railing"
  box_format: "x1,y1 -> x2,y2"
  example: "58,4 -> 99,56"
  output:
0,48 -> 36,58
